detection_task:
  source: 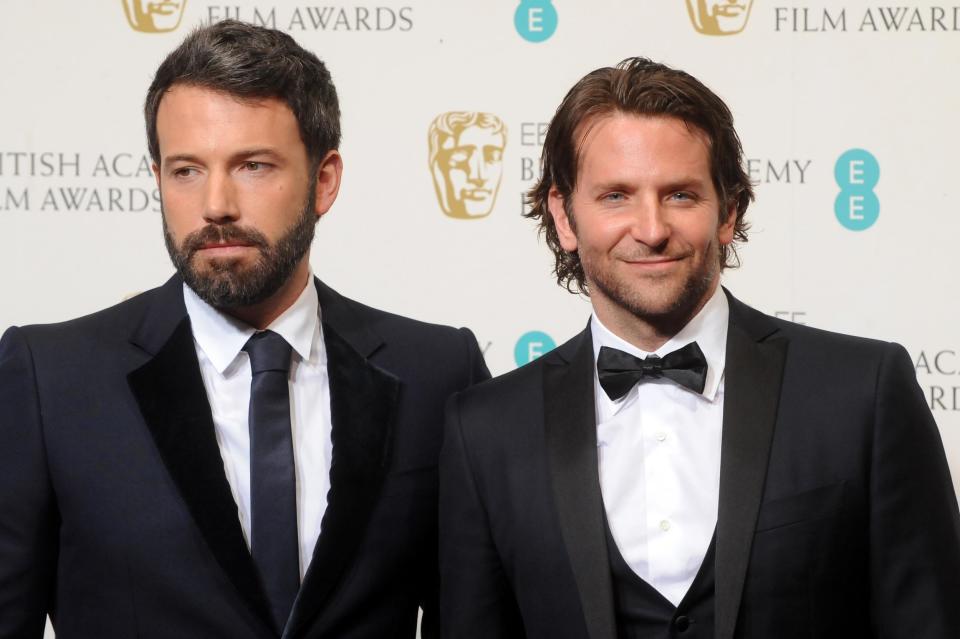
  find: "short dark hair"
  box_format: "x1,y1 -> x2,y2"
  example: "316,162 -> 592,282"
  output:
145,20 -> 340,168
525,57 -> 753,294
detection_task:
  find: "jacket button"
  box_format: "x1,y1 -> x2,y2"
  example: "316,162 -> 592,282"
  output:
675,615 -> 691,632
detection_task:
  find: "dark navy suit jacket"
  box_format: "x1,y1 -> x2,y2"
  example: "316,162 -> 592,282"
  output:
0,275 -> 489,639
440,290 -> 960,639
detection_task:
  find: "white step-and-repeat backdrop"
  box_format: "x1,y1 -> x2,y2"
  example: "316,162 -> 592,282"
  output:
0,2 -> 957,636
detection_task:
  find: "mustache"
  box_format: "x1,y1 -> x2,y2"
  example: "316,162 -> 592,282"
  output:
616,246 -> 692,261
181,224 -> 270,257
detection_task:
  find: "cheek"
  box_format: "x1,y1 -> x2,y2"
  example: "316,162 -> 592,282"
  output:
241,183 -> 309,233
159,189 -> 199,234
675,214 -> 727,251
579,216 -> 633,254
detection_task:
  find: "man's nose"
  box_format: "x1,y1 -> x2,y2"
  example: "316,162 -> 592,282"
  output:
628,201 -> 670,248
203,171 -> 240,223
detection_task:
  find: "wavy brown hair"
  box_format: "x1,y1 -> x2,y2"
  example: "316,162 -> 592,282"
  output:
525,57 -> 754,294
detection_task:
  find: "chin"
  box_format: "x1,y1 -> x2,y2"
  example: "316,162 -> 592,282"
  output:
195,255 -> 254,273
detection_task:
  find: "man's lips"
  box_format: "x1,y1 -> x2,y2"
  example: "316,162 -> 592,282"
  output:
199,242 -> 252,249
621,256 -> 685,271
194,242 -> 257,257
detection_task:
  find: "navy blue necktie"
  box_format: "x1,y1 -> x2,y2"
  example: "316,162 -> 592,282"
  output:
244,330 -> 299,633
596,342 -> 708,400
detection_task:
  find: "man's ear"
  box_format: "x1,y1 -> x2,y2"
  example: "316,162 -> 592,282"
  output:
718,201 -> 737,246
547,187 -> 578,252
313,150 -> 343,218
152,163 -> 161,191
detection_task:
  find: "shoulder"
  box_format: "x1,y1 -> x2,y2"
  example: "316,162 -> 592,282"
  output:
317,279 -> 465,343
325,289 -> 478,364
456,355 -> 547,409
318,282 -> 489,388
728,295 -> 915,411
8,284 -> 163,352
341,293 -> 469,346
451,330 -> 582,420
730,292 -> 902,368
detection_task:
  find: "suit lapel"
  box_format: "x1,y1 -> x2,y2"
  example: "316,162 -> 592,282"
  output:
714,292 -> 788,639
543,327 -> 617,639
285,279 -> 400,638
126,276 -> 274,631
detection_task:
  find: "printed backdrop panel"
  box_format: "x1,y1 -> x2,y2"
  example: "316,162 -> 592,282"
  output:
0,3 -> 957,637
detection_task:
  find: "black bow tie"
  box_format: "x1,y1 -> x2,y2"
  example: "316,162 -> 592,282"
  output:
597,342 -> 708,400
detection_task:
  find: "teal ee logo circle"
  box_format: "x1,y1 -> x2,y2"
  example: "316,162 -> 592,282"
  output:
515,331 -> 556,366
515,0 -> 558,42
834,148 -> 879,231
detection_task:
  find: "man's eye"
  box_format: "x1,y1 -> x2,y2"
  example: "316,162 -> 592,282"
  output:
603,192 -> 625,202
173,167 -> 196,178
244,161 -> 265,171
670,192 -> 695,202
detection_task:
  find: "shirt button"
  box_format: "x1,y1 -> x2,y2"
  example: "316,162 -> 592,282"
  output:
675,615 -> 691,632
660,519 -> 671,531
655,432 -> 667,442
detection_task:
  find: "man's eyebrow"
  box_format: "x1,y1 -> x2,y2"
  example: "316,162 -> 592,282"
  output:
162,148 -> 285,165
231,148 -> 285,161
591,180 -> 635,193
163,153 -> 201,165
661,177 -> 709,191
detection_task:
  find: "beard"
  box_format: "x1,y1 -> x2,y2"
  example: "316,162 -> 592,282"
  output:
583,238 -> 721,334
162,191 -> 317,309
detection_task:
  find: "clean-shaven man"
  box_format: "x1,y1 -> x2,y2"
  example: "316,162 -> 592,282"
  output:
439,57 -> 960,639
0,20 -> 488,639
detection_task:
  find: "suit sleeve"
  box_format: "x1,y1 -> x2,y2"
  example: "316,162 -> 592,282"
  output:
458,327 -> 492,386
869,342 -> 960,637
439,393 -> 524,639
0,327 -> 58,638
419,328 -> 492,639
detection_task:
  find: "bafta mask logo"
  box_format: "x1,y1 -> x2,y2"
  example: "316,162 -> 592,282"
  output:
685,0 -> 754,35
428,112 -> 507,219
122,0 -> 188,34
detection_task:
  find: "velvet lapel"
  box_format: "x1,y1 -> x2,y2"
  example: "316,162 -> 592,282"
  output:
543,326 -> 617,639
126,276 -> 274,632
284,279 -> 400,639
714,291 -> 788,639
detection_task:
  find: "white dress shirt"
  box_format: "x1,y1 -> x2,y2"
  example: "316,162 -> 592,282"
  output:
593,286 -> 728,606
183,277 -> 332,579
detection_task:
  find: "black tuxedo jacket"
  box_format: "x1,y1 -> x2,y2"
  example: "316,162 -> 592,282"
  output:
0,275 -> 489,639
440,292 -> 960,639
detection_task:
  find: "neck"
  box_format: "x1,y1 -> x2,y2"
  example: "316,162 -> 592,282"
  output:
224,259 -> 311,330
592,280 -> 719,352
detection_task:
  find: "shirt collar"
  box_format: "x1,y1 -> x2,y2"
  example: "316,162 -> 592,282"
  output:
591,285 -> 729,417
183,275 -> 321,375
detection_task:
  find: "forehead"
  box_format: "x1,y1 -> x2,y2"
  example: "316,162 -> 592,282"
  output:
155,84 -> 303,155
575,113 -> 711,183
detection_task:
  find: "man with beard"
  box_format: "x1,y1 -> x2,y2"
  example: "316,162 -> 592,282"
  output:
439,58 -> 960,639
0,21 -> 488,639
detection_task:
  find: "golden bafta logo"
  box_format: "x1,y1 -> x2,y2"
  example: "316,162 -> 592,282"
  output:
686,0 -> 754,35
122,0 -> 188,33
428,112 -> 506,219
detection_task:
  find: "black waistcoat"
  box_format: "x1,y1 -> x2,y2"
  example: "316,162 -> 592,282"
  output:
604,517 -> 717,639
